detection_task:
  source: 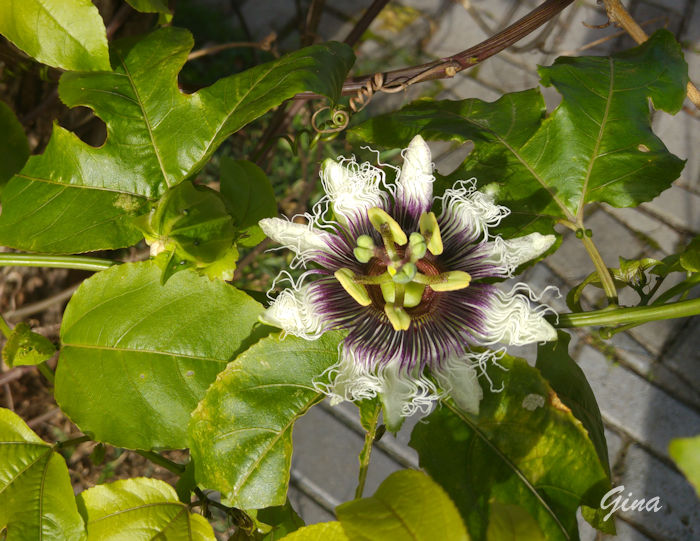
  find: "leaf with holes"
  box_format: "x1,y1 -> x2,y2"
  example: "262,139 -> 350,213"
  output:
0,27 -> 354,253
77,477 -> 215,540
55,261 -> 263,450
0,408 -> 86,540
188,332 -> 344,509
0,0 -> 110,71
410,354 -> 610,541
352,30 -> 687,237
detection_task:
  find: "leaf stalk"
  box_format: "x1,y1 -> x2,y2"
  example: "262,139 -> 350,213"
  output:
355,401 -> 381,499
0,253 -> 118,272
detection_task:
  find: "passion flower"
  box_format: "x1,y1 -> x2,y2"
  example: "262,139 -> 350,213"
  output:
259,136 -> 557,429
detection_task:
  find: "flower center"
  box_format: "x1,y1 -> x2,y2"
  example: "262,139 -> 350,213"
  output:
334,207 -> 471,331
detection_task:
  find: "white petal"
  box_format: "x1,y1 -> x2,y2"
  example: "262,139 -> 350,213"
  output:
320,158 -> 387,225
432,356 -> 483,415
480,285 -> 557,346
482,233 -> 556,276
260,284 -> 326,340
397,135 -> 434,214
259,217 -> 337,268
439,180 -> 510,240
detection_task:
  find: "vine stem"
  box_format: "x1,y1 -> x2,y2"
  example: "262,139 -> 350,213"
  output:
355,401 -> 381,499
55,435 -> 91,449
135,450 -> 186,475
553,297 -> 700,328
580,234 -> 617,302
0,253 -> 117,272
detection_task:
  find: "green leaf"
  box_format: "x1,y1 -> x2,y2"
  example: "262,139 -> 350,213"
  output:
486,502 -> 544,541
680,236 -> 700,273
1,321 -> 56,367
0,408 -> 86,540
0,27 -> 354,253
257,500 -> 305,540
55,261 -> 263,449
0,101 -> 29,193
0,0 -> 110,71
353,30 -> 686,237
189,331 -> 344,509
125,0 -> 171,14
336,469 -> 469,541
220,158 -> 277,247
135,181 -> 238,281
279,522 -> 348,541
669,435 -> 700,498
77,477 -> 215,540
410,354 -> 610,541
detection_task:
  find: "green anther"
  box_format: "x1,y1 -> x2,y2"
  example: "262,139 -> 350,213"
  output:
334,268 -> 372,306
354,246 -> 374,263
384,303 -> 411,331
368,207 -> 407,246
391,261 -> 417,284
429,270 -> 472,292
408,232 -> 427,261
419,212 -> 443,255
404,281 -> 426,308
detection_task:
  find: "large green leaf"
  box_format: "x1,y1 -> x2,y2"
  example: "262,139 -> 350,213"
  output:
336,470 -> 469,541
55,261 -> 263,450
188,331 -> 344,509
0,408 -> 86,540
0,101 -> 29,193
0,0 -> 110,71
410,354 -> 610,541
77,477 -> 215,540
537,332 -> 614,533
280,522 -> 348,541
0,27 -> 354,253
353,30 -> 687,237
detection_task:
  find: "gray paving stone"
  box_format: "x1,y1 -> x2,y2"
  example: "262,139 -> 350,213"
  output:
603,519 -> 654,541
424,1 -> 489,58
626,313 -> 687,357
291,402 -> 403,505
577,345 -> 700,460
606,426 -> 625,468
617,444 -> 699,540
652,110 -> 700,194
642,185 -> 700,234
288,486 -> 335,525
662,317 -> 700,399
602,205 -> 684,257
543,2 -> 612,59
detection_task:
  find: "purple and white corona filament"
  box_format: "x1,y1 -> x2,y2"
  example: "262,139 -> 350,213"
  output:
259,135 -> 557,429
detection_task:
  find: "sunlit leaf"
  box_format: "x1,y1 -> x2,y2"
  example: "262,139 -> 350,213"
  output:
669,435 -> 700,498
77,477 -> 215,540
55,261 -> 263,449
189,332 -> 344,509
0,0 -> 110,71
0,408 -> 86,540
257,500 -> 305,540
1,322 -> 56,367
279,522 -> 348,541
353,30 -> 687,237
336,469 -> 469,541
0,101 -> 29,193
0,27 -> 353,253
410,354 -> 610,541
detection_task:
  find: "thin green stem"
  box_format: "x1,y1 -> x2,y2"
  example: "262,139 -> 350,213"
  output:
135,450 -> 186,475
0,253 -> 118,272
56,435 -> 91,449
580,235 -> 617,302
37,362 -> 55,385
553,297 -> 700,328
0,313 -> 12,339
355,401 -> 381,499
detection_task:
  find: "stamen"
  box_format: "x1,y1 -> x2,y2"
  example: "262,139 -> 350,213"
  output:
368,207 -> 407,246
414,270 -> 471,291
419,212 -> 443,255
334,268 -> 372,306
